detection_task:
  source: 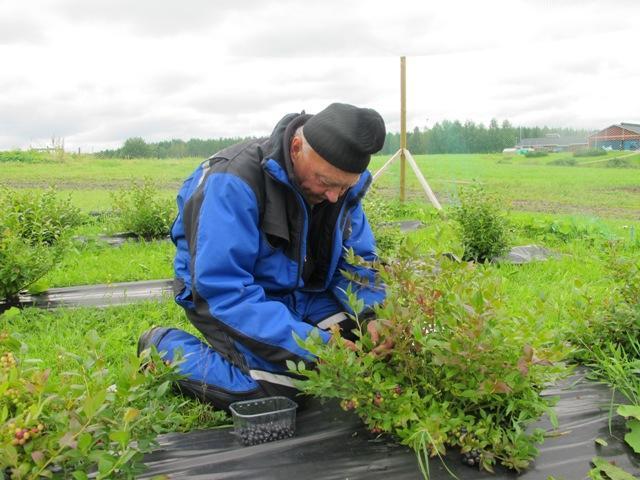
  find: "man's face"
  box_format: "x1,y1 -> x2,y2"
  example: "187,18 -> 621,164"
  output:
290,135 -> 360,205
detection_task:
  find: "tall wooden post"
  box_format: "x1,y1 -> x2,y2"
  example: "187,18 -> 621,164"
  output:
372,56 -> 442,210
400,56 -> 407,202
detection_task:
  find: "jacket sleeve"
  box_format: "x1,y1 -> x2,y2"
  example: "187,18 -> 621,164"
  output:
329,200 -> 386,315
187,172 -> 330,364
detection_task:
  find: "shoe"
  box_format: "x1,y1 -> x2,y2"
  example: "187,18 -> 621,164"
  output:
137,326 -> 173,356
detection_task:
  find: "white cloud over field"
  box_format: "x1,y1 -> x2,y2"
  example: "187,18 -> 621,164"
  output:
1,0 -> 638,151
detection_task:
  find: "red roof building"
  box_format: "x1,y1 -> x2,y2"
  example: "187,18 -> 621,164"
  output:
588,123 -> 640,150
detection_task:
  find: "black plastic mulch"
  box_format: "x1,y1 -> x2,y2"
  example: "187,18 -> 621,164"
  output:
142,369 -> 640,479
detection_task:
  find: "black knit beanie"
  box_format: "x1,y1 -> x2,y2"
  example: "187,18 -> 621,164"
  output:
303,103 -> 386,174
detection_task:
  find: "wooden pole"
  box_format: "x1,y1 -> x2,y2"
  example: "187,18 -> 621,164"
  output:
400,56 -> 406,202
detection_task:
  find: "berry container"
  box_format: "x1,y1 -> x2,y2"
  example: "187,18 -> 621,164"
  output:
229,396 -> 298,446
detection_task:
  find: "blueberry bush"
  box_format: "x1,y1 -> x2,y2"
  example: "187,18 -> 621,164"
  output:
452,184 -> 510,262
0,189 -> 81,302
110,179 -> 175,239
290,243 -> 568,475
0,326 -> 184,479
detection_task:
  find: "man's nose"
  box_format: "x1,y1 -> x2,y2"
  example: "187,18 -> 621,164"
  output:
324,189 -> 340,203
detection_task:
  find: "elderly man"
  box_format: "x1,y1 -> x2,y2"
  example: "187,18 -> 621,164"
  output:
138,103 -> 387,410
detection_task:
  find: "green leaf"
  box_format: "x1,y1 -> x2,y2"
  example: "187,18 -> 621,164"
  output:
595,438 -> 608,447
547,407 -> 559,430
591,457 -> 638,480
0,444 -> 18,466
285,360 -> 296,372
156,380 -> 170,397
98,453 -> 116,476
109,429 -> 130,448
624,419 -> 640,454
83,388 -> 107,418
617,405 -> 640,421
77,432 -> 92,453
72,472 -> 89,480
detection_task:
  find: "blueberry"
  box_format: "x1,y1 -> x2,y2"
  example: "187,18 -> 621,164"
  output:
461,449 -> 481,468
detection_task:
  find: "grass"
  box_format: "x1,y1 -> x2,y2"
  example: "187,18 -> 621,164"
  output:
1,152 -> 639,218
2,151 -> 640,475
41,238 -> 174,288
368,153 -> 640,219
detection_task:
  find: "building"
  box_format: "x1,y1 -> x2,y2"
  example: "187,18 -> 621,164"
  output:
588,123 -> 640,150
516,133 -> 588,152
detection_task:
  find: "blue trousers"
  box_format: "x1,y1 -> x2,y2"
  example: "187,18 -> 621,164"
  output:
150,290 -> 354,410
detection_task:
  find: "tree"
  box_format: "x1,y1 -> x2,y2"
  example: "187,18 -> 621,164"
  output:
121,137 -> 151,158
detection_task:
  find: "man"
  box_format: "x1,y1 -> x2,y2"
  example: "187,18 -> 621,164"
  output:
138,103 -> 387,410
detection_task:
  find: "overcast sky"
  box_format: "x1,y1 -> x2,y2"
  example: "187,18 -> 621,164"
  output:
1,0 -> 639,152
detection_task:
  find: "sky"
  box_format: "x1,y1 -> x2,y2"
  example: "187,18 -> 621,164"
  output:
1,0 -> 639,152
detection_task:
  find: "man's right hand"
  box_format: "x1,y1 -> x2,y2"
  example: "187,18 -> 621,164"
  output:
340,319 -> 394,358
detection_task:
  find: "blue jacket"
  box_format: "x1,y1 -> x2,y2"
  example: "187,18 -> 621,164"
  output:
170,112 -> 385,372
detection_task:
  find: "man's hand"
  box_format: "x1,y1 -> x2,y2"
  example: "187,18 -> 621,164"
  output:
339,319 -> 394,358
367,319 -> 394,358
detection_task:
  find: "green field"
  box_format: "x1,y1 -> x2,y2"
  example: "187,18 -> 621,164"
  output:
2,151 -> 639,218
1,151 -> 639,477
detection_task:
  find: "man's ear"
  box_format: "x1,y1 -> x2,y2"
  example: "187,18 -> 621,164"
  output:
290,135 -> 302,164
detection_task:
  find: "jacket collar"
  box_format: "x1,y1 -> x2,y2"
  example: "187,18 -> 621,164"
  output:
265,112 -> 311,184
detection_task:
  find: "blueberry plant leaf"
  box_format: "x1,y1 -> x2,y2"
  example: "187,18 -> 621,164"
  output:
590,457 -> 638,480
617,405 -> 640,421
624,419 -> 640,454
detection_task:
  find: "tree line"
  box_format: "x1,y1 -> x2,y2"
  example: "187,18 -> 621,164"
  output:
97,119 -> 593,158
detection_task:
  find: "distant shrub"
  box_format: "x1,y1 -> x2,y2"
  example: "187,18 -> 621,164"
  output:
0,188 -> 80,301
606,158 -> 634,168
524,150 -> 548,158
2,188 -> 83,245
452,185 -> 510,262
573,148 -> 607,158
0,150 -> 50,163
548,158 -> 577,166
111,178 -> 175,239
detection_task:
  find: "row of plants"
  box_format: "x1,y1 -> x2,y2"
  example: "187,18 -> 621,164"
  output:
2,180 -> 638,478
296,191 -> 640,478
0,302 -> 229,479
576,247 -> 640,479
0,181 -> 175,303
0,326 -> 179,479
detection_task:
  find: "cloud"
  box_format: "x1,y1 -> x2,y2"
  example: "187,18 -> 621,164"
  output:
150,73 -> 201,97
0,18 -> 46,45
54,0 -> 268,37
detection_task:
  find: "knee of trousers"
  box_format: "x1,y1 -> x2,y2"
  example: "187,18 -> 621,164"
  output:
155,328 -> 303,411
